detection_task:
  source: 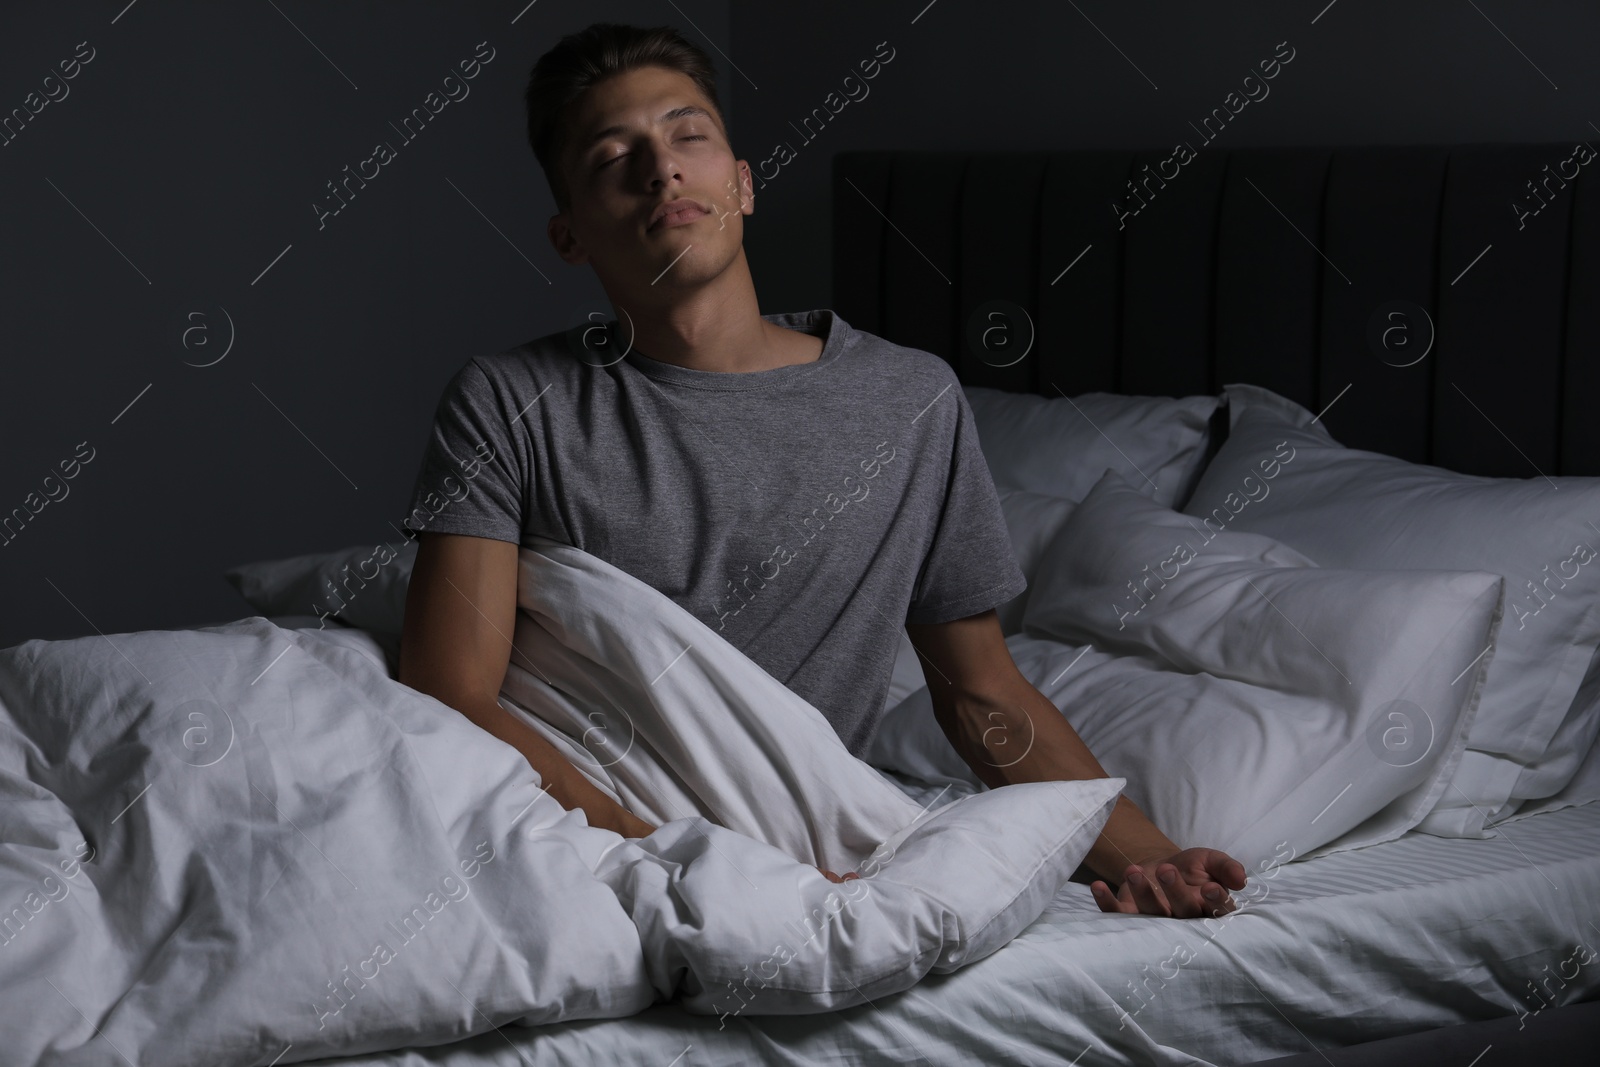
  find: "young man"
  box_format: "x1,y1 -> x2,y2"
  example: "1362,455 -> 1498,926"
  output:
397,23 -> 1246,919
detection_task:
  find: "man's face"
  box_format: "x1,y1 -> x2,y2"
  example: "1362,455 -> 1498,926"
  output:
549,65 -> 753,292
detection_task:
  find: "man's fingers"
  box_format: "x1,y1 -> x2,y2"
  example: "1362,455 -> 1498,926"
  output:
1203,882 -> 1239,916
1156,863 -> 1182,892
1124,866 -> 1172,917
1094,870 -> 1225,919
1203,852 -> 1250,890
1153,862 -> 1233,920
1155,863 -> 1207,919
1092,852 -> 1248,919
1178,879 -> 1236,918
1090,880 -> 1131,913
1179,884 -> 1220,919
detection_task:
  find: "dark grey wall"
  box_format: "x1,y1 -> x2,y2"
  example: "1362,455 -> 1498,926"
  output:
734,0 -> 1600,313
0,0 -> 730,646
2,0 -> 1594,647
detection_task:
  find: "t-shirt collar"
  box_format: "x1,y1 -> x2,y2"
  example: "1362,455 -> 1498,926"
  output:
621,308 -> 843,391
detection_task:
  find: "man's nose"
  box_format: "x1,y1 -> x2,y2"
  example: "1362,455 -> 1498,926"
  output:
643,139 -> 686,189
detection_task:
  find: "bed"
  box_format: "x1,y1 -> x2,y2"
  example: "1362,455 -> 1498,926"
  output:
299,792 -> 1597,1066
4,143 -> 1598,1066
823,142 -> 1600,1062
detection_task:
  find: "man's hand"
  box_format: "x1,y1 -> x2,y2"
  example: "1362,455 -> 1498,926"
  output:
1089,847 -> 1247,919
904,612 -> 1255,924
593,805 -> 658,840
818,868 -> 860,883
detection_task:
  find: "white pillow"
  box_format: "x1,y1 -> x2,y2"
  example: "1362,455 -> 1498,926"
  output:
1193,384 -> 1600,836
1515,642 -> 1600,803
1499,683 -> 1600,821
224,539 -> 417,634
869,469 -> 1506,869
965,387 -> 1219,508
626,775 -> 1127,1019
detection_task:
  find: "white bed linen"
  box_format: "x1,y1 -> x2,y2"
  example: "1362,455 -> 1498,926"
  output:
0,546 -> 1119,1066
297,796 -> 1600,1067
494,537 -> 1125,999
1196,386 -> 1600,836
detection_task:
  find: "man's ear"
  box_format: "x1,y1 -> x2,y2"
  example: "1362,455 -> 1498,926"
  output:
737,160 -> 755,214
712,163 -> 756,233
548,213 -> 589,266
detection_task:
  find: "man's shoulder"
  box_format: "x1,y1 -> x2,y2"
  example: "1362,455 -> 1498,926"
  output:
828,315 -> 958,384
466,326 -> 588,378
437,327 -> 600,409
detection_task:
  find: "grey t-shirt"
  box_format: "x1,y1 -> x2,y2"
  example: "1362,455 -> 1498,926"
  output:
403,308 -> 1025,757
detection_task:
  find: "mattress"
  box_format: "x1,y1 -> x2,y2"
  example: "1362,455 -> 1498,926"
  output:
297,782 -> 1600,1067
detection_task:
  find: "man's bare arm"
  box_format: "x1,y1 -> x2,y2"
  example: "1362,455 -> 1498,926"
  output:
905,610 -> 1175,875
397,531 -> 656,839
904,610 -> 1245,917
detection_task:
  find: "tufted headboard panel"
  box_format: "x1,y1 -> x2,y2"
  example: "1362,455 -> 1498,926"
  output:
833,145 -> 1600,476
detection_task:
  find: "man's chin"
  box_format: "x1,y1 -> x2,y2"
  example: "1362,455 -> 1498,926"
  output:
640,246 -> 733,286
591,242 -> 733,291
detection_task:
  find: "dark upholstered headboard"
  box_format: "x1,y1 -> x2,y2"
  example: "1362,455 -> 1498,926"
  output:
832,145 -> 1600,477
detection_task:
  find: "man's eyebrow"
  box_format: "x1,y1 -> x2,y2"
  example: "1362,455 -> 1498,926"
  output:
579,105 -> 713,152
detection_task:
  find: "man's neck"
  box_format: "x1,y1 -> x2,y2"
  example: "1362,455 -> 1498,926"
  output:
610,252 -> 820,374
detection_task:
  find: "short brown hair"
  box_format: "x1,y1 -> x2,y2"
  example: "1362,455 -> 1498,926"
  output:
524,23 -> 726,213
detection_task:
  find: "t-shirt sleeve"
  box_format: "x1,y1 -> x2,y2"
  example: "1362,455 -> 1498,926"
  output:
402,358 -> 526,545
904,378 -> 1028,625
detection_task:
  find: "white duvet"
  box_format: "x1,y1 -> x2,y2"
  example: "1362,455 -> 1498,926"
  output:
0,539 -> 1121,1067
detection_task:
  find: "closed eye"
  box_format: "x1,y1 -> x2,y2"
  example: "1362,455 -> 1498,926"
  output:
598,135 -> 708,171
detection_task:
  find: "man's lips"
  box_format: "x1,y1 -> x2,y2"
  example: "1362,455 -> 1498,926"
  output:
648,200 -> 710,231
